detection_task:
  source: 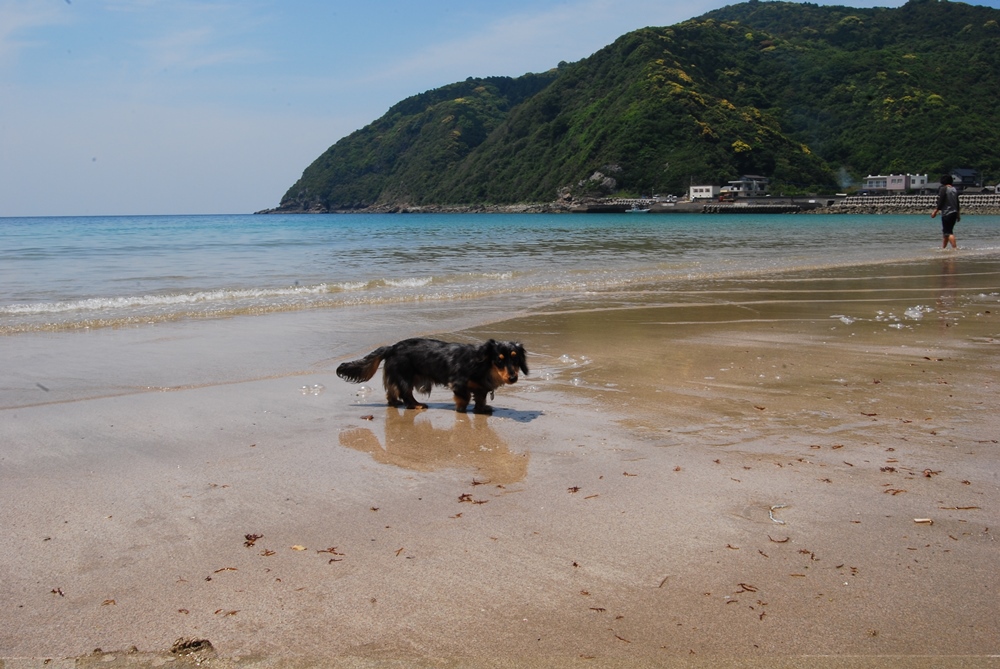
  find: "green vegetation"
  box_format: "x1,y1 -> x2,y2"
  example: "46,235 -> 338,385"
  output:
276,0 -> 1000,211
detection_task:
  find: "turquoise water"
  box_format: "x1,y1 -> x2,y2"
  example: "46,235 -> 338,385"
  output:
2,212 -> 1000,333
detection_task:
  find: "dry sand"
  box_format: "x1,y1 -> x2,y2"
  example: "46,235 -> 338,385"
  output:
1,256 -> 998,668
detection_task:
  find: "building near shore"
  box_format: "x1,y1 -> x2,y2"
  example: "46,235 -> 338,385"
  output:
861,173 -> 929,194
689,184 -> 720,200
722,175 -> 769,198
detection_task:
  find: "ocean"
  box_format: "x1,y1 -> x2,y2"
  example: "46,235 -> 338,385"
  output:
4,212 -> 1000,333
3,212 -> 999,407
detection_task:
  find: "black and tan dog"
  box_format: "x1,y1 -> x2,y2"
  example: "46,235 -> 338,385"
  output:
336,338 -> 528,414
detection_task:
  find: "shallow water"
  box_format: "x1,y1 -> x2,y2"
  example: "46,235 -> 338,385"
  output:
3,212 -> 999,333
2,213 -> 999,409
490,255 -> 1000,440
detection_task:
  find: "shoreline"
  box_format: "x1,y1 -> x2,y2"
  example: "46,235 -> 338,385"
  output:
256,193 -> 1000,216
2,254 -> 999,665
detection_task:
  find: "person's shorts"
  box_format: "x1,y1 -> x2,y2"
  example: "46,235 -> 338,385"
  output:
942,212 -> 958,236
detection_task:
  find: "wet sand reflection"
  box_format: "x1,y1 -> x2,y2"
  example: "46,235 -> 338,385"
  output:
338,408 -> 529,484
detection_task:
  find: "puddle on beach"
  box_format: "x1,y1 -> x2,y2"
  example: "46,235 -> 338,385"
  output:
339,409 -> 530,484
464,256 -> 1000,449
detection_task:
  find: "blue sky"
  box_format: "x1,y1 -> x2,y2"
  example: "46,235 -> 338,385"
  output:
3,0 -> 977,217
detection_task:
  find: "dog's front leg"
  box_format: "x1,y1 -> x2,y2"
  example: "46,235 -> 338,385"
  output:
471,389 -> 493,415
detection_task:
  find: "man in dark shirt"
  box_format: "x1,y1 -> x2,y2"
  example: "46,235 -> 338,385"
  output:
931,174 -> 960,249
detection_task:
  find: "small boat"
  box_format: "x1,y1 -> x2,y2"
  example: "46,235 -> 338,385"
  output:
627,204 -> 650,213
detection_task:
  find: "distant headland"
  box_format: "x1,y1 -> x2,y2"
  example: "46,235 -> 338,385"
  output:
260,0 -> 1000,217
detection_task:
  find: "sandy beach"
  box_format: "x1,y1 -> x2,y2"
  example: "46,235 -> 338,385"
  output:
2,254 -> 999,667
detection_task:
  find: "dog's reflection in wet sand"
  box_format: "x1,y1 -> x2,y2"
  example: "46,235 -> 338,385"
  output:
339,409 -> 529,485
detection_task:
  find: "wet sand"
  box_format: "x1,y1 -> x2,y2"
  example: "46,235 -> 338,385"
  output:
2,255 -> 999,667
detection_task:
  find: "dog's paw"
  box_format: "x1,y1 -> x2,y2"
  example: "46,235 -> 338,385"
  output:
473,405 -> 494,415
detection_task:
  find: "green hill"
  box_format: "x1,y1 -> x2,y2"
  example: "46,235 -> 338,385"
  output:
272,0 -> 1000,212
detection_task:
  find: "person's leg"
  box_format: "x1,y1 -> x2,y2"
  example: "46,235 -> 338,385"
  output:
942,214 -> 957,249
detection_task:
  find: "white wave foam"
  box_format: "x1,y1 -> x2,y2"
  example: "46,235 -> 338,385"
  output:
903,305 -> 933,320
384,277 -> 433,288
0,283 -> 337,316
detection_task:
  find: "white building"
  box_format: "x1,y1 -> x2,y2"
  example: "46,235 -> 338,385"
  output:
689,185 -> 720,200
862,174 -> 929,193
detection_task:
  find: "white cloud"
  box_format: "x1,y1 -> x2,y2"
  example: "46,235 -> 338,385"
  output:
358,0 -> 721,87
102,0 -> 243,14
137,25 -> 268,71
0,1 -> 68,64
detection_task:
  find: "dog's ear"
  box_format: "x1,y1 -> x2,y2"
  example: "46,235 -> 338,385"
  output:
513,343 -> 529,374
481,339 -> 497,361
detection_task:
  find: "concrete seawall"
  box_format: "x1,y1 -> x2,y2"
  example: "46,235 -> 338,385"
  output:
572,194 -> 1000,215
827,194 -> 1000,215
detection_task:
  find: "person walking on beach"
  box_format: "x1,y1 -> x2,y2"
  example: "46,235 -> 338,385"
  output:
931,174 -> 960,249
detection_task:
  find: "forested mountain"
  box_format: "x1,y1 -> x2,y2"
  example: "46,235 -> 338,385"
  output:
272,0 -> 1000,212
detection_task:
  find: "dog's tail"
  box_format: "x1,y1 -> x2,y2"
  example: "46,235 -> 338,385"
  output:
336,346 -> 390,384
